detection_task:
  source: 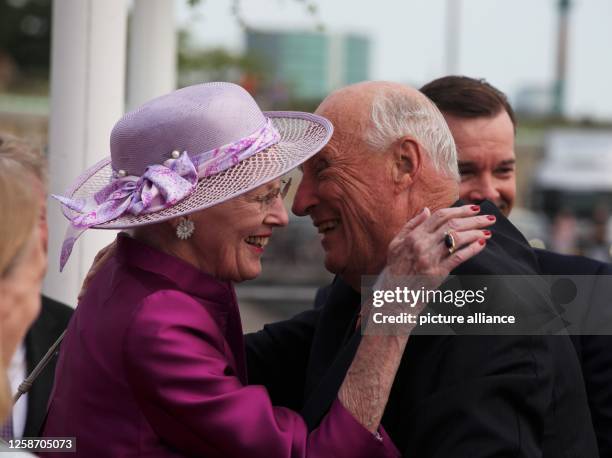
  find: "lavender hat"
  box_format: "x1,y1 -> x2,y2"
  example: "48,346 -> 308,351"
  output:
54,82 -> 333,270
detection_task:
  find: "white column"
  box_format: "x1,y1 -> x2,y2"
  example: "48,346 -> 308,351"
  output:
44,0 -> 128,305
127,0 -> 176,110
445,0 -> 461,74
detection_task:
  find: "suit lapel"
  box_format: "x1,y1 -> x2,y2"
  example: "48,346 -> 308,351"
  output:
302,333 -> 360,431
301,278 -> 361,430
23,302 -> 61,437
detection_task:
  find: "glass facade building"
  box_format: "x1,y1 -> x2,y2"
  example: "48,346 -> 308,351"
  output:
246,30 -> 370,100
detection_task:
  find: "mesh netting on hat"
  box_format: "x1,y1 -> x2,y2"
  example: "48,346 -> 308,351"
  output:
61,114 -> 330,229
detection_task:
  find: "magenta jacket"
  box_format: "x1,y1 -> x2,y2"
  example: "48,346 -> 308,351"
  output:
41,235 -> 398,457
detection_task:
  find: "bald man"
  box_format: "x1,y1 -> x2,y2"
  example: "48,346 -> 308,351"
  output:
246,81 -> 597,457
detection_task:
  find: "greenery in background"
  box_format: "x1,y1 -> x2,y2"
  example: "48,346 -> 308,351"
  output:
181,0 -> 324,109
177,29 -> 266,86
0,0 -> 51,93
0,0 -> 607,126
177,29 -> 323,112
187,0 -> 323,31
0,0 -> 321,96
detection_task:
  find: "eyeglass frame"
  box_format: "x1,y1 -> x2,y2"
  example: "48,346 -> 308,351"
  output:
247,177 -> 293,212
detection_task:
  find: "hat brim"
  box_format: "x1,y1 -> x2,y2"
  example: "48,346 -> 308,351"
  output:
60,111 -> 332,229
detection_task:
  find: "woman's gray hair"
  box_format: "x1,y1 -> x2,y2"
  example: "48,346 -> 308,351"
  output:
366,89 -> 459,181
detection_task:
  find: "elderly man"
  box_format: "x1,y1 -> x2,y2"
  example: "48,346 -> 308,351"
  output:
245,81 -> 598,456
421,75 -> 612,457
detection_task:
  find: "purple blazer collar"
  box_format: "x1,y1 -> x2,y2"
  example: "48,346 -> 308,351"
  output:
115,233 -> 248,383
116,233 -> 235,305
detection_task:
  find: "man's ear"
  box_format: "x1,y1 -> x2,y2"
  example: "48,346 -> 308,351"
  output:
392,136 -> 422,191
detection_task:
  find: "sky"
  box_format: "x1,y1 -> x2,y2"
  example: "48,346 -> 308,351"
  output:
177,0 -> 612,120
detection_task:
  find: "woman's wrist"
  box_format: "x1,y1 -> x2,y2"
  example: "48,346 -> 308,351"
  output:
339,333 -> 408,432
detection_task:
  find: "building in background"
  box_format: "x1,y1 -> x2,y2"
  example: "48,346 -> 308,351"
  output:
514,85 -> 555,118
245,29 -> 370,103
534,129 -> 612,218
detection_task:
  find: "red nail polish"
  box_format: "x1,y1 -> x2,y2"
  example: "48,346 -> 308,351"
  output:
483,230 -> 491,236
470,205 -> 480,211
479,239 -> 486,246
487,215 -> 496,221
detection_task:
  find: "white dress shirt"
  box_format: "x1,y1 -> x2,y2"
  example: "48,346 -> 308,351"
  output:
7,343 -> 28,439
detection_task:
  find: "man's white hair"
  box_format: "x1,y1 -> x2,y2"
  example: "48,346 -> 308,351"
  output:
366,88 -> 459,181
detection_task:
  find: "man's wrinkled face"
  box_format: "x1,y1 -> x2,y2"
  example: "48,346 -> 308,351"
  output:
444,111 -> 516,216
292,113 -> 400,285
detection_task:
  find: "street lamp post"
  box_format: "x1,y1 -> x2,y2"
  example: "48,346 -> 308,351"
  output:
553,0 -> 571,117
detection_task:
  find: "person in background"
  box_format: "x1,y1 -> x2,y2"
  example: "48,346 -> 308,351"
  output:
0,135 -> 48,456
584,203 -> 611,262
0,135 -> 73,440
550,207 -> 578,255
421,74 -> 612,457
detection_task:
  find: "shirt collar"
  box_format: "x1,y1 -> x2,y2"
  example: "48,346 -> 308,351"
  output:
8,342 -> 26,374
331,275 -> 362,307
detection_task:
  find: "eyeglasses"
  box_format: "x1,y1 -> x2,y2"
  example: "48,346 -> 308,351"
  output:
250,177 -> 292,212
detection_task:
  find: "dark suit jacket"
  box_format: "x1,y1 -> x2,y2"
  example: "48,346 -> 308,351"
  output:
534,249 -> 612,457
246,201 -> 599,457
22,295 -> 73,437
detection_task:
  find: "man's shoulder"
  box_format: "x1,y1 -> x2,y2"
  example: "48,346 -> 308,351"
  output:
26,296 -> 74,361
453,202 -> 541,275
40,295 -> 74,324
313,277 -> 354,310
534,248 -> 612,275
28,295 -> 74,339
314,284 -> 332,310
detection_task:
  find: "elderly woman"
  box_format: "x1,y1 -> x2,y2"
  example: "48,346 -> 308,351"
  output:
0,135 -> 47,455
41,83 -> 490,457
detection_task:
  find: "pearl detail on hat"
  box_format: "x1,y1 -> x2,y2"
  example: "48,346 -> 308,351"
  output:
171,150 -> 181,159
117,169 -> 127,178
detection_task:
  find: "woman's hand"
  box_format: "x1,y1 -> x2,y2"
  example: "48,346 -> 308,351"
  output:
386,204 -> 493,278
339,205 -> 495,433
368,204 -> 494,328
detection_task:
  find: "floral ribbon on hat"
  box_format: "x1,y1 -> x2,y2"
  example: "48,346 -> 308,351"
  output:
54,118 -> 281,271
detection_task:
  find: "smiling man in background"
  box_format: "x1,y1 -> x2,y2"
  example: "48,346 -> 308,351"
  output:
421,75 -> 612,457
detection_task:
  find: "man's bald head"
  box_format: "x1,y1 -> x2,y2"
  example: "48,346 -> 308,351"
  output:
293,81 -> 460,288
317,81 -> 459,181
316,81 -> 423,119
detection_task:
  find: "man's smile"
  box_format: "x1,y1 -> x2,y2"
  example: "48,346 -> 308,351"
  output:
316,219 -> 341,234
